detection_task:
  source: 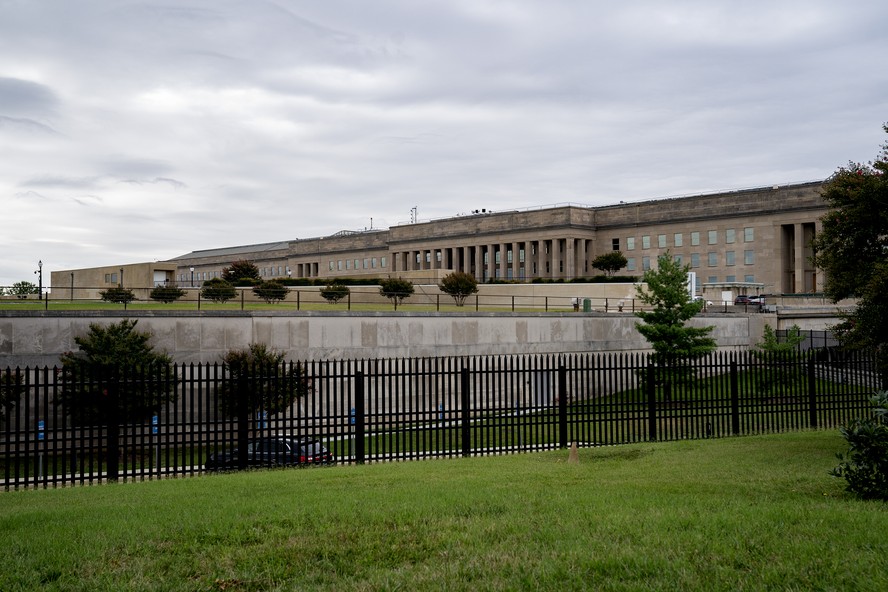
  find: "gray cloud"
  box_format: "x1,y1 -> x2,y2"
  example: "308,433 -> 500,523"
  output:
1,0 -> 887,284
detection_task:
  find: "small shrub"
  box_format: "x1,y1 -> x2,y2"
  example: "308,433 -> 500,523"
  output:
379,277 -> 414,310
253,280 -> 288,303
100,287 -> 136,304
320,281 -> 350,304
438,271 -> 478,307
200,278 -> 236,303
831,391 -> 888,500
149,283 -> 186,304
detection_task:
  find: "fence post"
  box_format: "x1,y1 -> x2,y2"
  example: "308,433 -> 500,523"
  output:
354,370 -> 365,464
646,358 -> 657,441
461,367 -> 471,457
241,289 -> 245,310
104,365 -> 120,482
236,372 -> 249,470
730,358 -> 740,435
558,364 -> 568,448
807,356 -> 818,429
437,294 -> 440,312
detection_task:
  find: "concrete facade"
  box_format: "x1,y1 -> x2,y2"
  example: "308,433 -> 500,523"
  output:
0,311 -> 763,368
49,262 -> 178,300
167,181 -> 826,297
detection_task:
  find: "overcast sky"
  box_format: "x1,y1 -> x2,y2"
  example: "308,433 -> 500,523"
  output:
2,1 -> 886,288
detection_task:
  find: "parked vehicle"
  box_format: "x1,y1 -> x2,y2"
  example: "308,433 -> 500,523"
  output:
734,294 -> 765,305
205,436 -> 334,471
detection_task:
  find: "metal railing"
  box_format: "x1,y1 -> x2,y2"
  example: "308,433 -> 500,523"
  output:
1,350 -> 880,490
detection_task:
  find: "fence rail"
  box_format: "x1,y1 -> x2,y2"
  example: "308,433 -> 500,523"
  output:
1,350 -> 881,490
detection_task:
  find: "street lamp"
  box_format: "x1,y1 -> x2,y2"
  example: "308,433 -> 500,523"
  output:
190,266 -> 195,287
34,260 -> 43,301
119,267 -> 124,288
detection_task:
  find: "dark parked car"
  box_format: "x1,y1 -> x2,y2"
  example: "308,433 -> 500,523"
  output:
734,295 -> 763,305
205,436 -> 334,471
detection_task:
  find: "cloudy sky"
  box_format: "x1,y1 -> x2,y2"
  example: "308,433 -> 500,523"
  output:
2,1 -> 886,288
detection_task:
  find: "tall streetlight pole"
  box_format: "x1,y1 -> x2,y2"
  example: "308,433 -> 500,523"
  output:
190,267 -> 195,287
35,260 -> 43,301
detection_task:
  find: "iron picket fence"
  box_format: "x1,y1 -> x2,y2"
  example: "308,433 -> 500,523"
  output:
1,349 -> 882,490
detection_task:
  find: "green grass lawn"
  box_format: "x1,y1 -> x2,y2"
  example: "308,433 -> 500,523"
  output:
1,430 -> 885,591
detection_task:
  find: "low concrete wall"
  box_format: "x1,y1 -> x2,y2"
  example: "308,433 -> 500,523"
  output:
1,311 -> 756,367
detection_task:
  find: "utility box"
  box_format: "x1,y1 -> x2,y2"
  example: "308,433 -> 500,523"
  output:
583,298 -> 592,312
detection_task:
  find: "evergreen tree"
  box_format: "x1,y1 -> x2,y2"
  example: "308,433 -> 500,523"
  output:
635,253 -> 716,393
58,320 -> 177,425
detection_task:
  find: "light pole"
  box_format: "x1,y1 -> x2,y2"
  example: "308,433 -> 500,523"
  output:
34,260 -> 43,300
190,267 -> 195,287
119,267 -> 124,288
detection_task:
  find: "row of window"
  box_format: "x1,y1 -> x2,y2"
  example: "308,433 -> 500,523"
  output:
330,257 -> 388,272
614,227 -> 754,252
625,251 -> 755,272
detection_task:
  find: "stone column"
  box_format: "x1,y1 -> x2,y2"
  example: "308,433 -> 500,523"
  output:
794,223 -> 805,294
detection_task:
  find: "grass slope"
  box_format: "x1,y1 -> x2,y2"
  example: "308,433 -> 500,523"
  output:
1,431 -> 886,591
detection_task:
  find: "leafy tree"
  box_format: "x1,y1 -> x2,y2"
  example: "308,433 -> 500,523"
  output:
57,320 -> 177,425
320,280 -> 350,304
438,271 -> 478,307
0,369 -> 25,423
253,280 -> 288,304
218,343 -> 311,421
379,277 -> 414,311
149,283 -> 187,304
635,253 -> 716,394
100,286 -> 136,305
591,251 -> 628,277
201,278 -> 236,303
831,391 -> 888,500
812,125 -> 888,382
9,281 -> 38,299
221,260 -> 261,286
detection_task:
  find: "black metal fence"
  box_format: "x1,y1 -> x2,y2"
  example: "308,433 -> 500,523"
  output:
1,349 -> 882,490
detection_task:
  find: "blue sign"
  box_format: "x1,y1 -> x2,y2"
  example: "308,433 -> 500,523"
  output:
152,415 -> 159,435
350,407 -> 355,425
38,420 -> 45,440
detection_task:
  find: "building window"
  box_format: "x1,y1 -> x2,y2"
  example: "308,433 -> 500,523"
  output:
726,275 -> 736,282
658,234 -> 667,248
642,235 -> 651,249
612,238 -> 620,251
674,233 -> 683,247
626,258 -> 636,271
371,258 -> 377,269
642,256 -> 651,271
381,257 -> 387,268
346,260 -> 352,270
708,252 -> 717,266
744,227 -> 754,242
691,232 -> 700,246
726,229 -> 736,244
673,254 -> 683,265
708,230 -> 717,245
725,251 -> 735,266
337,260 -> 343,271
708,276 -> 717,283
626,237 -> 635,251
691,253 -> 700,268
744,274 -> 755,283
744,250 -> 755,265
507,249 -> 513,264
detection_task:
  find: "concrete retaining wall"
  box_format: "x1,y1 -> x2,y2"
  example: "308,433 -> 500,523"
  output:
1,311 -> 758,367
